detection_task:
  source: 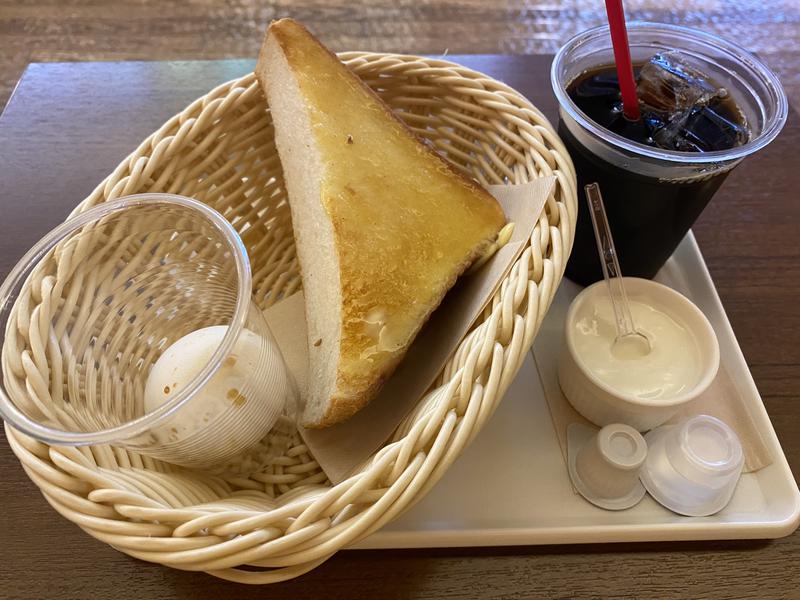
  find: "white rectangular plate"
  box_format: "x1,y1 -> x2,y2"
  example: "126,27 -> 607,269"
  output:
352,232 -> 800,549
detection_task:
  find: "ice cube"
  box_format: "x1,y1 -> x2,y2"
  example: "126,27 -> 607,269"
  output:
651,104 -> 749,152
642,112 -> 667,139
575,72 -> 621,99
676,106 -> 749,152
636,51 -> 719,115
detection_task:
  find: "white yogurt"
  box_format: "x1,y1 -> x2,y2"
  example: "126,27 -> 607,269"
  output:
571,294 -> 702,400
144,325 -> 284,441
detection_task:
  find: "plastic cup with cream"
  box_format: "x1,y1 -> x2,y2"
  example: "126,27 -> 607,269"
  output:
558,277 -> 719,431
0,194 -> 297,474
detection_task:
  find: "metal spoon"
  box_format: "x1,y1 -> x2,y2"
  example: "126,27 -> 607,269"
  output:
585,183 -> 651,358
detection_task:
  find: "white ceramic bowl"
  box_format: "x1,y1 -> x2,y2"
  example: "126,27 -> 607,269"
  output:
557,278 -> 720,431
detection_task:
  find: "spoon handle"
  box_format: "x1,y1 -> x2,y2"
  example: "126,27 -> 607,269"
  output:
584,183 -> 638,339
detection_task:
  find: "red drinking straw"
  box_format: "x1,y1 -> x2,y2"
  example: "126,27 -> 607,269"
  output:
604,0 -> 640,121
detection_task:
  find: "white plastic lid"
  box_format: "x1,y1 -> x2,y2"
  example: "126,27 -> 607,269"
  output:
640,415 -> 744,517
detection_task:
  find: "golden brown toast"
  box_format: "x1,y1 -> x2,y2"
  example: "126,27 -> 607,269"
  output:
257,19 -> 505,427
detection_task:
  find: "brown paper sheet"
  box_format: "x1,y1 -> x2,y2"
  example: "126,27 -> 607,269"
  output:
263,292 -> 309,402
264,177 -> 555,483
532,282 -> 774,479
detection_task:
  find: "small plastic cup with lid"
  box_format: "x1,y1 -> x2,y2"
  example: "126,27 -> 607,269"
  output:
640,414 -> 744,517
568,422 -> 648,510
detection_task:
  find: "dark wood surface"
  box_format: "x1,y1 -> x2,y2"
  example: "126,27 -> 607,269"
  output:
3,0 -> 800,110
1,53 -> 799,599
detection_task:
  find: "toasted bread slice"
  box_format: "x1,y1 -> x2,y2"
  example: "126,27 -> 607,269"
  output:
257,19 -> 505,428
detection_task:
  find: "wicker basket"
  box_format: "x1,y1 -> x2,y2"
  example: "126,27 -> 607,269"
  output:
3,52 -> 576,583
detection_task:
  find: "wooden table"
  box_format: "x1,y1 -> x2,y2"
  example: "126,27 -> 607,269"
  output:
3,0 -> 800,109
1,54 -> 799,599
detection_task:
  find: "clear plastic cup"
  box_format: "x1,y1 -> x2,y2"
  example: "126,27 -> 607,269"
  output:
0,194 -> 297,474
551,22 -> 788,285
640,415 -> 744,516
